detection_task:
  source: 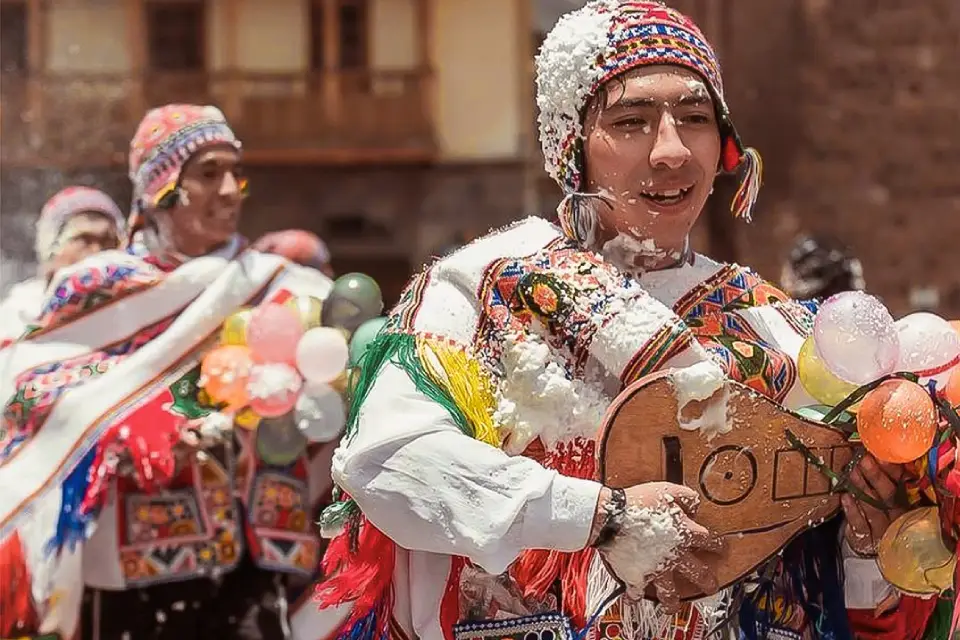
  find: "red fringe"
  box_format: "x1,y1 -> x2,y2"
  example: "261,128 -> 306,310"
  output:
512,438 -> 598,628
440,557 -> 466,640
0,532 -> 39,636
315,515 -> 397,633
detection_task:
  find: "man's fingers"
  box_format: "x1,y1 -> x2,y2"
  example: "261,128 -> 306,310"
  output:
841,493 -> 870,533
858,456 -> 898,503
669,486 -> 701,517
850,467 -> 893,539
653,574 -> 681,613
687,524 -> 725,554
875,458 -> 905,483
850,467 -> 885,509
675,554 -> 718,595
842,493 -> 877,554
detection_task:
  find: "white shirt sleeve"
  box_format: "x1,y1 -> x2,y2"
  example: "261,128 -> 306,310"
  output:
332,362 -> 602,576
840,531 -> 895,610
0,277 -> 46,340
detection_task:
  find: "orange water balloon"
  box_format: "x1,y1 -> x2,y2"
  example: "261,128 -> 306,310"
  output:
200,345 -> 254,410
945,367 -> 960,407
857,379 -> 937,464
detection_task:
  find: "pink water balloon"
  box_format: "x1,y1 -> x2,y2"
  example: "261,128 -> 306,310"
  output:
247,303 -> 305,364
813,291 -> 900,385
896,312 -> 960,387
295,327 -> 349,384
247,363 -> 304,417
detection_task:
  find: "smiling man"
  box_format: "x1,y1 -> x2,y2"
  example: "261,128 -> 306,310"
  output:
0,104 -> 343,640
313,2 -> 936,640
581,65 -> 722,271
125,104 -> 249,262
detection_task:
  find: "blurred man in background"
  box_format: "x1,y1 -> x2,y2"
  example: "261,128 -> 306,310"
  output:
254,229 -> 335,278
0,186 -> 125,339
0,104 -> 345,640
781,234 -> 866,300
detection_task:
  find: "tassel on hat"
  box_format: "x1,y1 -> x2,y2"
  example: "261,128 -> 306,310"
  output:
731,147 -> 763,222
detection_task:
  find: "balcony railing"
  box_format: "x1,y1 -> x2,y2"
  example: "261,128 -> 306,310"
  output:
0,69 -> 435,167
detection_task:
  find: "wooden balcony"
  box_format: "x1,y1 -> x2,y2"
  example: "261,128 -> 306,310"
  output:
0,69 -> 435,168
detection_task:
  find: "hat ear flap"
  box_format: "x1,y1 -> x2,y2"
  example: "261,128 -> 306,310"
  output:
718,112 -> 744,173
154,187 -> 180,210
721,135 -> 742,173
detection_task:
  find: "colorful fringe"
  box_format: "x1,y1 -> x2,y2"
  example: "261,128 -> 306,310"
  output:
315,331 -> 501,638
512,438 -> 598,629
0,533 -> 39,636
739,517 -> 852,640
731,147 -> 763,222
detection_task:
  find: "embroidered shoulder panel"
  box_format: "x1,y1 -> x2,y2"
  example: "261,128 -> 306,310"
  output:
675,265 -> 799,402
473,240 -> 635,375
35,254 -> 163,332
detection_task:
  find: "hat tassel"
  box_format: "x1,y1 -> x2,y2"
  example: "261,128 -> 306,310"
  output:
731,147 -> 763,222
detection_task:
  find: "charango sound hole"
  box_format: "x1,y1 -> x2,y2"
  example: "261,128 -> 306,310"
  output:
698,445 -> 758,506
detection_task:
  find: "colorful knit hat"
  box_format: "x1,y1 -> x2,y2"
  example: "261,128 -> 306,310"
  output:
35,186 -> 126,262
536,0 -> 762,224
127,104 -> 241,221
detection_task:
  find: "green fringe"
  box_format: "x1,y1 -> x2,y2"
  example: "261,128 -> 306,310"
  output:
344,331 -> 477,442
318,499 -> 358,536
924,596 -> 953,640
319,331 -> 478,535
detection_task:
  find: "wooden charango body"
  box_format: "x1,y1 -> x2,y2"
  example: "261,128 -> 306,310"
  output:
597,371 -> 855,601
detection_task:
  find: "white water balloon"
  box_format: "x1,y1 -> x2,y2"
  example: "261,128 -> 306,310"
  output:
813,291 -> 899,384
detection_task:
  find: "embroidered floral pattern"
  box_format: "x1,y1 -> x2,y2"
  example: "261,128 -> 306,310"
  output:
248,471 -> 319,575
676,265 -> 798,402
0,318 -> 176,462
119,458 -> 242,586
38,260 -> 162,329
475,244 -> 634,375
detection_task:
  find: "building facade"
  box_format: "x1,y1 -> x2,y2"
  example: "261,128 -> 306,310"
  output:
690,0 -> 960,318
2,0 -> 958,315
0,0 -> 536,304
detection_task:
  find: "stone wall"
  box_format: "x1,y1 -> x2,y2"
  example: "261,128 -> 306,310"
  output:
714,0 -> 960,317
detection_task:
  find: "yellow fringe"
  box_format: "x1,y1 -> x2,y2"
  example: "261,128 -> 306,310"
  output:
415,336 -> 501,448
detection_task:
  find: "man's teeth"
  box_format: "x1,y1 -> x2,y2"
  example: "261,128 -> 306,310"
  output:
640,187 -> 691,201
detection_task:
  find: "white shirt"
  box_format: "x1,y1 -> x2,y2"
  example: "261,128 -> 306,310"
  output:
0,277 -> 47,340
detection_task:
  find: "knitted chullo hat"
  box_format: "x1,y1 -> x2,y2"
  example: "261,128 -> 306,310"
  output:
36,186 -> 126,262
536,0 -> 762,238
127,104 -> 241,232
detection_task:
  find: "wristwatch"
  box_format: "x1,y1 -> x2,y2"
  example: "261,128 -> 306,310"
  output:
592,487 -> 626,548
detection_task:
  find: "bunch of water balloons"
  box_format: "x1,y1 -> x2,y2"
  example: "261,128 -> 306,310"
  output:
797,291 -> 960,597
798,290 -> 960,463
196,272 -> 389,465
